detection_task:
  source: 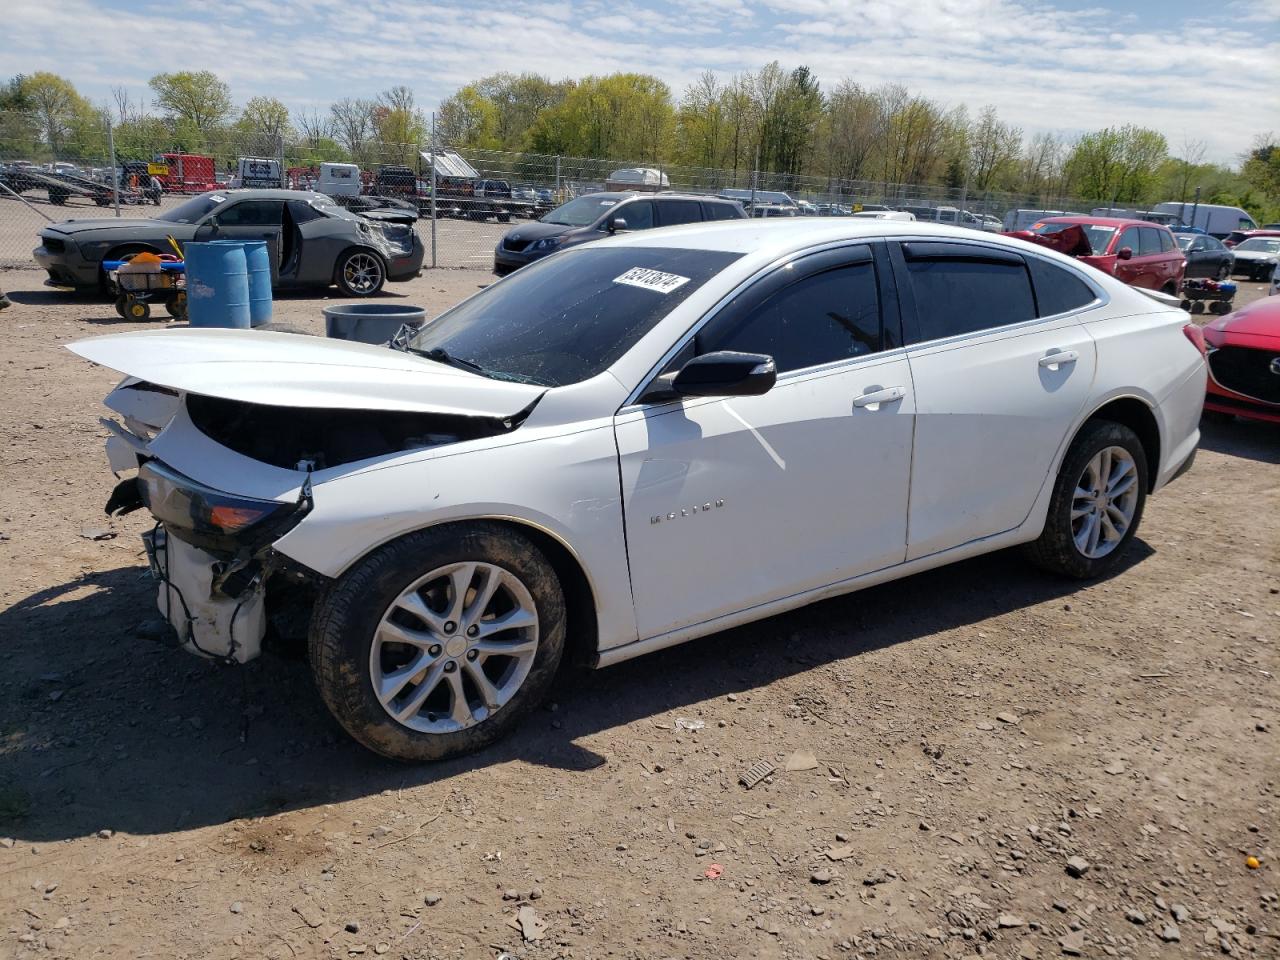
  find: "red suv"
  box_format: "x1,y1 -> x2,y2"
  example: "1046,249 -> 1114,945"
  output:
1012,217 -> 1186,293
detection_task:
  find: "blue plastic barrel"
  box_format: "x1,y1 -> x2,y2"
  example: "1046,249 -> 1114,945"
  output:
184,242 -> 250,329
240,241 -> 273,327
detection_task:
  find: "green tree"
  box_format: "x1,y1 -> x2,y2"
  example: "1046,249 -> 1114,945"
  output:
371,86 -> 427,162
234,96 -> 291,156
967,105 -> 1022,192
528,73 -> 674,161
820,79 -> 885,186
674,71 -> 726,170
759,65 -> 822,177
1066,125 -> 1167,203
18,72 -> 95,155
438,85 -> 500,149
148,71 -> 233,133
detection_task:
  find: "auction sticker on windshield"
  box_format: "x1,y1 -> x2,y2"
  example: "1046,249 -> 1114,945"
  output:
614,267 -> 691,294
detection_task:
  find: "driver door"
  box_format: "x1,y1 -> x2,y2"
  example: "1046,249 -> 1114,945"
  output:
204,199 -> 283,280
614,244 -> 915,640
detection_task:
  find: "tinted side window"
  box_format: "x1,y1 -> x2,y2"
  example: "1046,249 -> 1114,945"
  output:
704,201 -> 741,221
1028,258 -> 1097,317
288,200 -> 323,224
1139,227 -> 1164,255
658,199 -> 703,226
905,256 -> 1036,341
1116,227 -> 1140,254
617,200 -> 654,230
699,261 -> 881,373
218,201 -> 283,226
1158,229 -> 1175,252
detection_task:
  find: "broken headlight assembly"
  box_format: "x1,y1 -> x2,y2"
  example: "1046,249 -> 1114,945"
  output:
128,459 -> 311,554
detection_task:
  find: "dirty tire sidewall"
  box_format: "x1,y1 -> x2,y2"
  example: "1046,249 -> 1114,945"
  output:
1024,420 -> 1148,580
309,522 -> 566,762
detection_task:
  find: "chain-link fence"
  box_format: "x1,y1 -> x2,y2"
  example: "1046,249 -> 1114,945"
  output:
1,108 -> 1100,275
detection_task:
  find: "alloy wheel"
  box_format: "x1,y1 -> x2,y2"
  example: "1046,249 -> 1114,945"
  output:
370,562 -> 539,733
1071,446 -> 1139,559
343,252 -> 383,295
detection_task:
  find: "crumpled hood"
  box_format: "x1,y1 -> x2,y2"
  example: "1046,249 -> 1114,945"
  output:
68,328 -> 544,418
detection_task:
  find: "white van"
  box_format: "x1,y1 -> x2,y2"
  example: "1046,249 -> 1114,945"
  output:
232,157 -> 283,189
318,162 -> 361,198
1003,209 -> 1065,231
1151,202 -> 1256,238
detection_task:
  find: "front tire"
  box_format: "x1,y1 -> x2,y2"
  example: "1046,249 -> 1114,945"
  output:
1024,420 -> 1148,579
309,522 -> 567,761
335,249 -> 386,297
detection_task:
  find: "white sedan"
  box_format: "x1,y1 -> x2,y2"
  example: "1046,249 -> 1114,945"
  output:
71,219 -> 1207,761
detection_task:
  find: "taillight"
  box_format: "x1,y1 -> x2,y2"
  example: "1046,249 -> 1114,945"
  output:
1182,323 -> 1208,358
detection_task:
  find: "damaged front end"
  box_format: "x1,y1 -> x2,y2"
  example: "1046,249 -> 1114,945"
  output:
108,457 -> 314,664
74,327 -> 547,666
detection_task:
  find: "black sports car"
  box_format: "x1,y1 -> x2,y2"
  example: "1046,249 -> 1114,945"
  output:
33,189 -> 423,297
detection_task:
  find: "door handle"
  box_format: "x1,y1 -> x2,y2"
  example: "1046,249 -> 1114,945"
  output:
1038,350 -> 1079,370
853,386 -> 906,409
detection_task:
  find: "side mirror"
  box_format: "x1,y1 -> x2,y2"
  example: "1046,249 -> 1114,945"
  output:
670,351 -> 776,399
607,217 -> 628,234
1116,246 -> 1133,260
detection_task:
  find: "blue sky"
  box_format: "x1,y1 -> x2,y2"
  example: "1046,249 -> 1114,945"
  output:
6,0 -> 1278,163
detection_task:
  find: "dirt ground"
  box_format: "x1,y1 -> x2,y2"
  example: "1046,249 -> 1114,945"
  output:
0,265 -> 1277,960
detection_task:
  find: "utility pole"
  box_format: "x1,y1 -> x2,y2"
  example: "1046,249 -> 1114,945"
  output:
1189,185 -> 1201,231
429,113 -> 437,269
107,117 -> 120,217
751,142 -> 759,212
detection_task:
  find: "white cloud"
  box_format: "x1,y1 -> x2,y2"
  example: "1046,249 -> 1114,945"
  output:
3,0 -> 1277,162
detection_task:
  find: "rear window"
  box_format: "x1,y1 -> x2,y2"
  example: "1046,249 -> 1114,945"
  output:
658,199 -> 703,226
410,247 -> 741,387
1139,227 -> 1164,256
704,201 -> 742,221
905,253 -> 1036,341
1027,258 -> 1097,317
1034,221 -> 1115,255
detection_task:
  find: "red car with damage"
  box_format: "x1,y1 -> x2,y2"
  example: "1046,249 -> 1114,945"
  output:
1199,296 -> 1280,424
1006,216 -> 1185,293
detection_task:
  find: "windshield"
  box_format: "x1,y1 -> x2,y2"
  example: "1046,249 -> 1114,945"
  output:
1236,238 -> 1280,254
409,247 -> 742,387
1175,234 -> 1196,251
1034,221 -> 1117,255
156,193 -> 227,223
542,196 -> 622,227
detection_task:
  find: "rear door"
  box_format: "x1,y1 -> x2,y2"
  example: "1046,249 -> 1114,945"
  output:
1139,226 -> 1175,290
895,241 -> 1099,559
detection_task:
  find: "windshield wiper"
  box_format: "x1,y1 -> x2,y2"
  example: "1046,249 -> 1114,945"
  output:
413,346 -> 486,375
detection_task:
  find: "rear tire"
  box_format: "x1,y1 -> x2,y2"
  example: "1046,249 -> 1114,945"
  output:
1024,420 -> 1148,580
1216,264 -> 1230,281
309,522 -> 567,761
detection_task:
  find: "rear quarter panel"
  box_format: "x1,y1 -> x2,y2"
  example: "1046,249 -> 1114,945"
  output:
1082,306 -> 1205,488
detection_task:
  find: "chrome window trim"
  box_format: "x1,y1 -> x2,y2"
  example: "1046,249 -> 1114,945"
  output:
621,238 -> 887,408
896,235 -> 1110,352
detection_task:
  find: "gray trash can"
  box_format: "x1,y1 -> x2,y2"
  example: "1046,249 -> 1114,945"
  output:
322,304 -> 428,345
